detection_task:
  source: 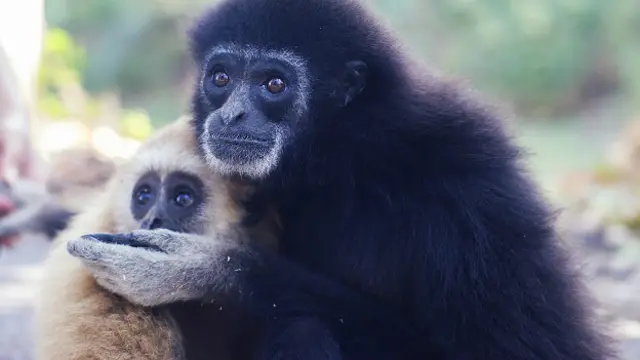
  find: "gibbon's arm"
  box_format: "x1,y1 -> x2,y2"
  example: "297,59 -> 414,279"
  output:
67,229 -> 425,349
0,202 -> 75,239
36,201 -> 184,360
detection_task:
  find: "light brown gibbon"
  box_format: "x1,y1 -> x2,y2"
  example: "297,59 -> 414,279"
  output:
35,116 -> 279,360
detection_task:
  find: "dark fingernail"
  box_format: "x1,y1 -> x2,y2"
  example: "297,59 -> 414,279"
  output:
83,233 -> 116,243
83,233 -> 137,248
85,232 -> 164,253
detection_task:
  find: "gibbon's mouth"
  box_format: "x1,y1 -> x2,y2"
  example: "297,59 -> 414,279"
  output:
212,135 -> 274,148
82,233 -> 165,253
208,133 -> 275,165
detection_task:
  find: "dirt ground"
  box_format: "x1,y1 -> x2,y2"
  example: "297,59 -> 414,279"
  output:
1,235 -> 640,360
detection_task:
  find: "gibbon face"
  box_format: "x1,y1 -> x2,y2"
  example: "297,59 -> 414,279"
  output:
109,116 -> 248,237
131,170 -> 207,233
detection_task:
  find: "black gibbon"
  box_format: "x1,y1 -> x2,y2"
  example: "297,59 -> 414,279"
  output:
36,116 -> 279,360
67,0 -> 613,359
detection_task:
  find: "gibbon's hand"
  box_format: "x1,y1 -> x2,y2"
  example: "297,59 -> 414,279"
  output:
68,228 -> 428,347
67,229 -> 235,307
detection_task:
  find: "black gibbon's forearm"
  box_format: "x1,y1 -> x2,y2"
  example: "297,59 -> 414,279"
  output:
221,245 -> 394,320
257,316 -> 434,360
214,245 -> 427,349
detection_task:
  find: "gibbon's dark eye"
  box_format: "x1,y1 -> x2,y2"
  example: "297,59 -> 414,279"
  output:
211,70 -> 230,87
265,77 -> 286,94
173,189 -> 195,208
134,185 -> 154,206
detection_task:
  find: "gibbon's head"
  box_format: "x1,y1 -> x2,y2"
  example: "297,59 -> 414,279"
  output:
188,0 -> 401,180
109,116 -> 253,237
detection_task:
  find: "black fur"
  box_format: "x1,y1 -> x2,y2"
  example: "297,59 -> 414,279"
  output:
189,0 -> 612,359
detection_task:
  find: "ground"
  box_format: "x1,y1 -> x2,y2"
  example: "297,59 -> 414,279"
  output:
0,235 -> 49,360
1,234 -> 640,359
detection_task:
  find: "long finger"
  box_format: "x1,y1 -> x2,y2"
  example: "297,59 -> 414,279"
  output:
67,236 -> 163,266
82,233 -> 166,253
129,229 -> 187,253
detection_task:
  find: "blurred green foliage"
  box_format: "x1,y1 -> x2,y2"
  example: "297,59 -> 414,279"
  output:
41,0 -> 640,126
378,0 -> 640,117
37,26 -> 154,139
121,109 -> 154,140
37,28 -> 86,119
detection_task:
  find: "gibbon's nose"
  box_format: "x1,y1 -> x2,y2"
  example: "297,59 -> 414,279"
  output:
141,217 -> 164,230
221,111 -> 246,126
149,218 -> 164,229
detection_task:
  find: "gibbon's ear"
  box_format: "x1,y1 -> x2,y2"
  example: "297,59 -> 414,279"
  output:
338,60 -> 368,108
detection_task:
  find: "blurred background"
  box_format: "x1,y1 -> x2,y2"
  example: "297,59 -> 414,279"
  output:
2,0 -> 640,359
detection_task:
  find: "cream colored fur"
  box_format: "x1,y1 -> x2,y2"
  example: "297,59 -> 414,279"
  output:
35,116 -> 279,360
